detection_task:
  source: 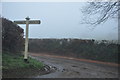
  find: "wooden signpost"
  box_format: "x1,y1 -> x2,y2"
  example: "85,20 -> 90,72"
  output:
14,17 -> 41,62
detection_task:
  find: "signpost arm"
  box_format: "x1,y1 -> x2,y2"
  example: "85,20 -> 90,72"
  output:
24,17 -> 30,62
14,17 -> 40,62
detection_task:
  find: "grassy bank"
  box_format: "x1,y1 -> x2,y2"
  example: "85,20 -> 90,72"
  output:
2,52 -> 44,78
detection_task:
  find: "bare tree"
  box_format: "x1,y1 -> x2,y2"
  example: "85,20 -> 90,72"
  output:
81,0 -> 120,25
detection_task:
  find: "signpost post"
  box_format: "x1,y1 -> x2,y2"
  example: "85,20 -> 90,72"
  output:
14,17 -> 41,62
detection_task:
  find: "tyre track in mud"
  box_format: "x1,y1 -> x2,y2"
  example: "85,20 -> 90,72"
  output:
30,53 -> 119,78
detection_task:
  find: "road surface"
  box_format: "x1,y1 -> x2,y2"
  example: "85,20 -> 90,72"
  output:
30,53 -> 119,78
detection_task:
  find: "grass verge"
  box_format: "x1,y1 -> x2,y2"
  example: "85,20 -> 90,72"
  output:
2,52 -> 45,78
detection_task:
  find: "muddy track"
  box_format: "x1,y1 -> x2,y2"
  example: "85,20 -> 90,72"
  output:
30,53 -> 119,78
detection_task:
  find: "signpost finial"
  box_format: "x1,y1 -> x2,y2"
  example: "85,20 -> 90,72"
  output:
25,16 -> 30,20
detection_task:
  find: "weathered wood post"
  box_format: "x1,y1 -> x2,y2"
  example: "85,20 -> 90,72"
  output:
24,17 -> 30,62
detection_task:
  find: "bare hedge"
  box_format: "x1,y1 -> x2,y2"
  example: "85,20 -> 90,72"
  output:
2,18 -> 24,53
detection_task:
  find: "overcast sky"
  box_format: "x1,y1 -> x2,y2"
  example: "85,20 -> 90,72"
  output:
2,2 -> 118,40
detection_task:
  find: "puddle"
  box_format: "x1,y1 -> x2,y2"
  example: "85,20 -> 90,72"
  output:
72,65 -> 78,67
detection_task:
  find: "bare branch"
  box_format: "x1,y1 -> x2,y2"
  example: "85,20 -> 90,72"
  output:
81,1 -> 120,25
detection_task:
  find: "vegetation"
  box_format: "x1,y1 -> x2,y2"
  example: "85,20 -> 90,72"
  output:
2,18 -> 45,78
2,52 -> 44,70
2,52 -> 45,78
2,18 -> 44,70
81,1 -> 119,25
29,39 -> 119,63
2,17 -> 24,53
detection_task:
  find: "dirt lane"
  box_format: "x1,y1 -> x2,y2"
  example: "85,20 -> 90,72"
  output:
30,53 -> 119,78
